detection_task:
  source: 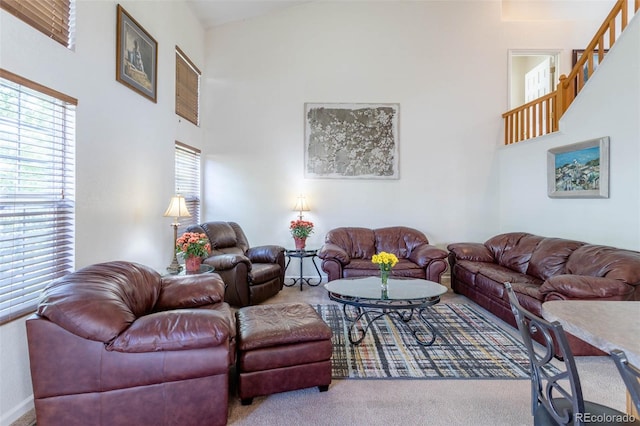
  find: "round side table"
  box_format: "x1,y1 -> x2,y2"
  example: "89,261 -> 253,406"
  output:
284,249 -> 323,291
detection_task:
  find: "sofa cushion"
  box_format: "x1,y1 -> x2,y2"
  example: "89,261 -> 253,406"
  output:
527,237 -> 584,281
108,309 -> 232,352
249,263 -> 281,284
566,245 -> 640,284
325,227 -> 376,260
485,233 -> 543,274
540,275 -> 636,299
155,274 -> 225,311
474,263 -> 543,299
201,221 -> 237,249
37,261 -> 161,343
374,226 -> 429,259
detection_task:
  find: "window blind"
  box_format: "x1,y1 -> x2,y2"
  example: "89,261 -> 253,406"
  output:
0,0 -> 76,49
175,46 -> 201,126
0,69 -> 76,324
175,142 -> 200,233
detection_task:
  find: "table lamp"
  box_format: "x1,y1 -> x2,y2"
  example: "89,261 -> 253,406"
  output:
293,194 -> 310,220
164,195 -> 192,274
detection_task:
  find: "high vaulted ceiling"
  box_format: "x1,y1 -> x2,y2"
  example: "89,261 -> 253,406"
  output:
186,0 -> 310,29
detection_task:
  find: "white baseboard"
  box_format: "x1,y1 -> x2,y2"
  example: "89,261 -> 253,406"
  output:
1,395 -> 33,426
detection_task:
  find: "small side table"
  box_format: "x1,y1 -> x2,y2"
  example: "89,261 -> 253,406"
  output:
284,249 -> 323,291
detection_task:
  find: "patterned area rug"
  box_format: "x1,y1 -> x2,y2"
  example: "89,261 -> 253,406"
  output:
314,303 -> 552,379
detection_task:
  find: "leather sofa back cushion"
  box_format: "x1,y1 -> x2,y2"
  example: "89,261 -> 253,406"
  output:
527,238 -> 584,280
567,245 -> 640,283
325,227 -> 376,260
374,226 -> 428,259
37,262 -> 161,342
485,233 -> 543,274
155,275 -> 224,311
108,310 -> 231,352
202,222 -> 238,249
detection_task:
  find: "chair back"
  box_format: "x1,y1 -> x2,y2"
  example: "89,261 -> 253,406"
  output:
504,282 -> 586,425
611,349 -> 640,413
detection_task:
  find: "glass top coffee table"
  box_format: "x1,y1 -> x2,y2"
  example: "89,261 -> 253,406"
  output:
325,276 -> 447,346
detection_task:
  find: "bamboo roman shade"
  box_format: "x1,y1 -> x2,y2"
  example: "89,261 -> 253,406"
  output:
0,69 -> 76,324
175,46 -> 201,126
0,0 -> 75,48
175,142 -> 201,233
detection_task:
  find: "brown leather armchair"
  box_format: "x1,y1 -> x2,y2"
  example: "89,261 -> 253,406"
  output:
188,221 -> 285,307
26,261 -> 235,426
318,226 -> 448,283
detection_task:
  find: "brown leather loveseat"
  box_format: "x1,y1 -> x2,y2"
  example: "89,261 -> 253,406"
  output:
318,226 -> 448,283
26,261 -> 236,426
447,232 -> 640,355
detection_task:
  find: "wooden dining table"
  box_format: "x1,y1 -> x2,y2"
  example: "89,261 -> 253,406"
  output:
541,300 -> 640,416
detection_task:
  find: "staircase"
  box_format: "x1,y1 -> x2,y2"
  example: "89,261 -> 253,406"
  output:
502,0 -> 639,145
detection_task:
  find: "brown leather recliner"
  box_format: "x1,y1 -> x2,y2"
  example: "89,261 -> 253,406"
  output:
26,261 -> 235,426
318,226 -> 448,283
188,221 -> 285,307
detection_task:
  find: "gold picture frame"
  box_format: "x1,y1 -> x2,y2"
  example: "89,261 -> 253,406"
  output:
116,4 -> 158,102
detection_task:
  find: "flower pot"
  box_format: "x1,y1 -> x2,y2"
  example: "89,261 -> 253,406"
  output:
185,256 -> 202,273
294,237 -> 306,250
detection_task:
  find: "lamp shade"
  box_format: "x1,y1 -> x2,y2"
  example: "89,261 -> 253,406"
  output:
293,194 -> 310,213
163,195 -> 192,219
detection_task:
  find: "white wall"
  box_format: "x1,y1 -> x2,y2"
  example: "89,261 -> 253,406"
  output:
0,1 -> 204,423
498,14 -> 640,250
202,1 -> 603,252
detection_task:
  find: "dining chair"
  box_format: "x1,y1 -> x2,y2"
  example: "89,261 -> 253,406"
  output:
611,349 -> 640,413
503,282 -> 638,426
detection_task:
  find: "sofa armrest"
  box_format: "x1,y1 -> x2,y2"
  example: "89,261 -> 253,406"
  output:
108,309 -> 232,352
409,244 -> 448,267
247,245 -> 284,263
447,242 -> 494,262
540,275 -> 636,300
204,253 -> 251,271
156,274 -> 225,311
318,243 -> 350,265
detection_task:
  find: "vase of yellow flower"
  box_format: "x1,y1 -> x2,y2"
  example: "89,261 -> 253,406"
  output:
176,232 -> 211,273
371,251 -> 399,291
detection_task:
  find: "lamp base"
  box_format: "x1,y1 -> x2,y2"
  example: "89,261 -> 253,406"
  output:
166,222 -> 183,274
166,261 -> 183,275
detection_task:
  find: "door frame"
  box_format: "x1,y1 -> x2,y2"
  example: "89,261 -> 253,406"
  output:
508,49 -> 561,110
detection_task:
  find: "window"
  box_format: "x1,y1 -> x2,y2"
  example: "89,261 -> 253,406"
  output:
175,46 -> 201,126
0,0 -> 76,49
175,142 -> 200,233
0,69 -> 76,324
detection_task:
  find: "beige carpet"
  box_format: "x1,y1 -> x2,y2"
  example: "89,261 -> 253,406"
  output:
12,282 -> 628,426
226,282 -> 628,425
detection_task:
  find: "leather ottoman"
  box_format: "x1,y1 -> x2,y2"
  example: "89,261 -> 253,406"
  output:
236,302 -> 333,405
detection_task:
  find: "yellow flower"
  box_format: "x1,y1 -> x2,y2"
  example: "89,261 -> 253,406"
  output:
371,251 -> 398,271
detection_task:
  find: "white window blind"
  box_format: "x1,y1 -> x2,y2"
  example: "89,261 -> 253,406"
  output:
0,69 -> 76,324
175,46 -> 201,126
0,0 -> 76,49
175,142 -> 200,233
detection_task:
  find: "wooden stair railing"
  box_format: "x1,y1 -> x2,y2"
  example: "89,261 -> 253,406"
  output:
503,0 -> 639,145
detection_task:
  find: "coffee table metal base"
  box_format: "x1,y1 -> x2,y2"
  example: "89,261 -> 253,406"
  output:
329,294 -> 440,346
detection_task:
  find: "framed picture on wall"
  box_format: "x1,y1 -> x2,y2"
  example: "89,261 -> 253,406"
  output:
116,5 -> 158,102
304,103 -> 400,179
547,137 -> 609,198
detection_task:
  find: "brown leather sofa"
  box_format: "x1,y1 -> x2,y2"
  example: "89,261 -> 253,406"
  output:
318,226 -> 448,283
26,261 -> 236,426
448,232 -> 640,355
188,221 -> 285,307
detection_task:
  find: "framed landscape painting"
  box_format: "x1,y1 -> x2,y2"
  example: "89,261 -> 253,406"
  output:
116,5 -> 158,102
547,137 -> 609,198
304,103 -> 399,179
